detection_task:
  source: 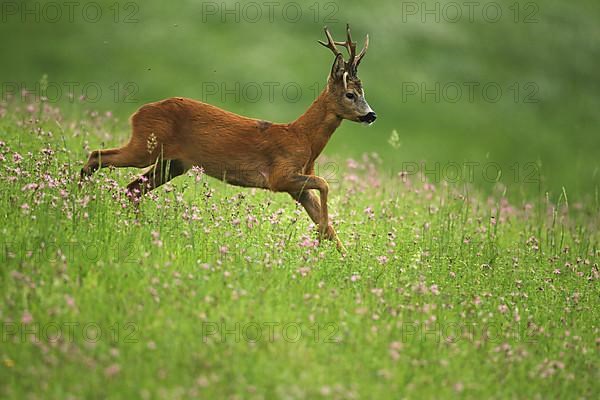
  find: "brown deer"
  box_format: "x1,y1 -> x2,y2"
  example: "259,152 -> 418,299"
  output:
81,24 -> 376,252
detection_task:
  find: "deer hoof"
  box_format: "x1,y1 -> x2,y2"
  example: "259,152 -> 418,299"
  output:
336,240 -> 348,255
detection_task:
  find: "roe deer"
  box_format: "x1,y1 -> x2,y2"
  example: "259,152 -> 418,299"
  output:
81,24 -> 376,252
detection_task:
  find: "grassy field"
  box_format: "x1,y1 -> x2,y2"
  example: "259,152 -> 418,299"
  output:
1,0 -> 600,398
0,96 -> 598,398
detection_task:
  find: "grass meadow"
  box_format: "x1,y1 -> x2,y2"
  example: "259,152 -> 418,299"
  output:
1,94 -> 598,398
1,0 -> 599,399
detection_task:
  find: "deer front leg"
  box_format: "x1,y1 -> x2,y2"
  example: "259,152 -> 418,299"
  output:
290,190 -> 346,252
280,174 -> 345,252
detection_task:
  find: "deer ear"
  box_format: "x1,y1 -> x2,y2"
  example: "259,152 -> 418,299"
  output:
329,53 -> 345,81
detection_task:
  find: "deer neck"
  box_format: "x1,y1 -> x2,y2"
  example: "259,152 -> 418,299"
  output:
290,87 -> 342,160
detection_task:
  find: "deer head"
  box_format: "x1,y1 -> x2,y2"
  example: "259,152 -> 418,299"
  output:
319,24 -> 376,125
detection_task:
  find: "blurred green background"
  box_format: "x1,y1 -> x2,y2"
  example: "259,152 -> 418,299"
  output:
1,0 -> 599,199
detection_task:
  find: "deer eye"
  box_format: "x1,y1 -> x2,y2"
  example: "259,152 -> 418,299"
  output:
345,92 -> 355,100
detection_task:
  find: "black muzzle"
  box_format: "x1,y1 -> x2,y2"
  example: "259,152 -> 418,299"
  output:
359,112 -> 377,123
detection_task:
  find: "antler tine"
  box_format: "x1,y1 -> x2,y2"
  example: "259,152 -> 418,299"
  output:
318,26 -> 341,57
354,33 -> 369,70
346,24 -> 357,63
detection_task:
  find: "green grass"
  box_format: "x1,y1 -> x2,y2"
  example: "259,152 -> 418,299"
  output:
1,98 -> 598,398
1,0 -> 600,396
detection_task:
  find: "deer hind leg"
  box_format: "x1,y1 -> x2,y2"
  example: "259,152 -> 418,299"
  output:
126,159 -> 189,200
80,143 -> 154,180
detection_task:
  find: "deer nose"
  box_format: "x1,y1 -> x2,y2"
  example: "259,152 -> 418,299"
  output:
360,112 -> 377,123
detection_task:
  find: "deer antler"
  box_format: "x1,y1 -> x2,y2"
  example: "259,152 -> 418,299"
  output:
318,26 -> 342,57
354,34 -> 369,71
318,24 -> 369,76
